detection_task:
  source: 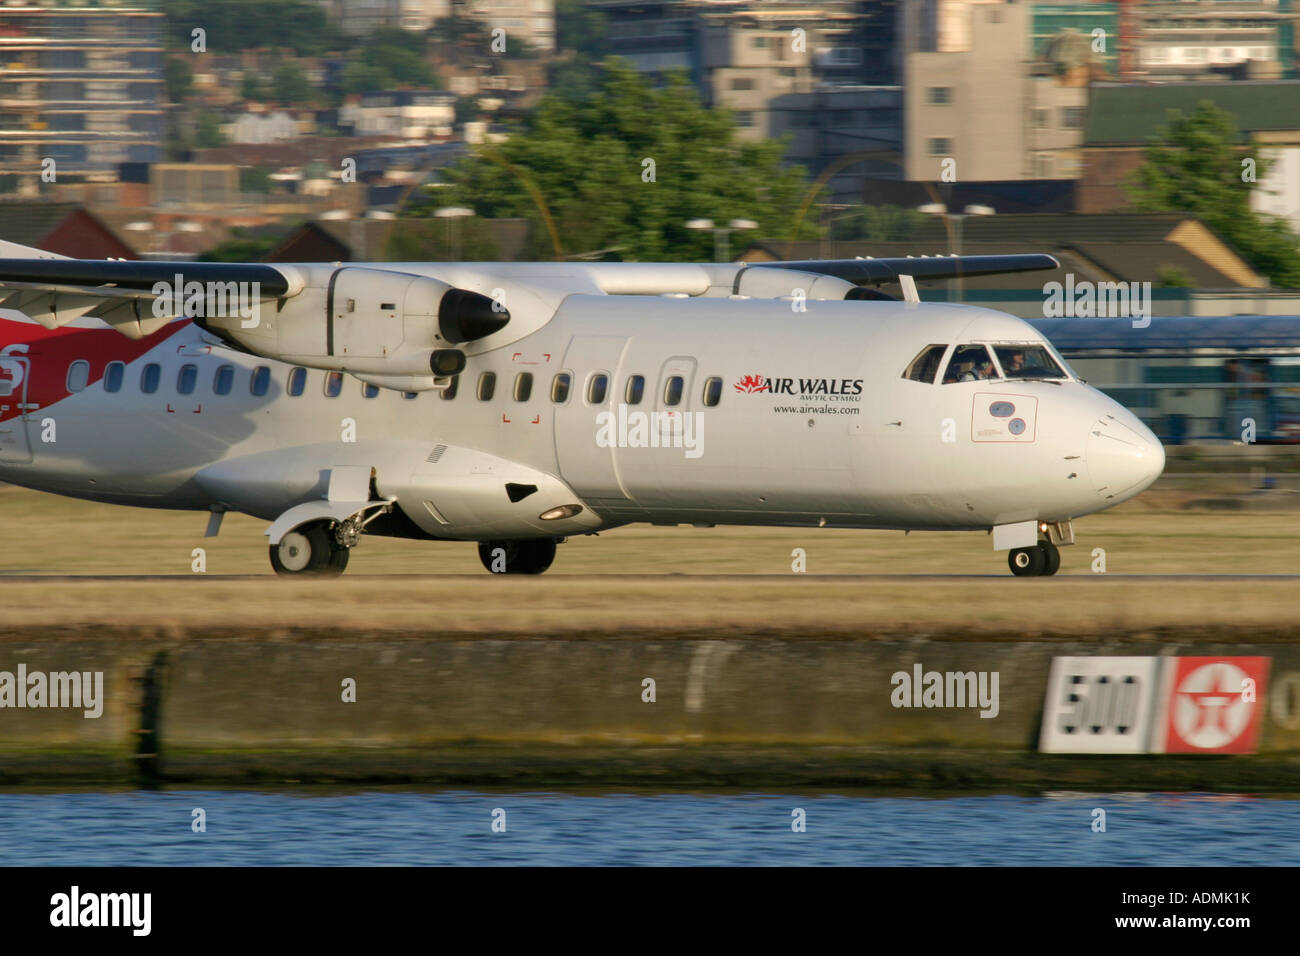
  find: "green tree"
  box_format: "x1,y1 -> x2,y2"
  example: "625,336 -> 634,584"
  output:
428,61 -> 817,261
555,0 -> 606,56
384,218 -> 501,261
164,0 -> 342,57
340,27 -> 437,93
1129,101 -> 1300,288
548,0 -> 608,104
164,56 -> 193,102
340,61 -> 387,95
240,71 -> 264,102
194,111 -> 226,149
239,165 -> 274,193
1156,265 -> 1194,288
199,228 -> 283,262
272,61 -> 312,105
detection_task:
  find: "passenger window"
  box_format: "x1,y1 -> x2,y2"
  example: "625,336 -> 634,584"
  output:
551,372 -> 571,404
441,375 -> 458,400
587,373 -> 609,405
214,364 -> 234,396
663,375 -> 684,406
702,376 -> 723,407
477,371 -> 496,401
903,344 -> 948,384
103,361 -> 125,393
140,363 -> 161,394
287,367 -> 306,397
942,345 -> 995,384
625,374 -> 645,405
66,360 -> 90,393
177,363 -> 198,395
324,371 -> 343,397
250,366 -> 270,397
514,372 -> 533,402
362,383 -> 379,399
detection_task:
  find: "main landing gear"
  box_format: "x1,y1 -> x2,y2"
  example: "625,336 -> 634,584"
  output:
478,539 -> 557,574
1008,540 -> 1060,577
269,519 -> 351,576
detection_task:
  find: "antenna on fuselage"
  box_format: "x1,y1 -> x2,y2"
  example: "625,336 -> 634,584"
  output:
898,274 -> 920,307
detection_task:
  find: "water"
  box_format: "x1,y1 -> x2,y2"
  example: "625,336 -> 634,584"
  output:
1,790 -> 1296,866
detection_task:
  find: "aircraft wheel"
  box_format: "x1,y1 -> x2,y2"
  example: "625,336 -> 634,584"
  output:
327,546 -> 351,573
270,522 -> 347,576
1040,540 -> 1061,576
478,539 -> 557,575
1008,546 -> 1046,577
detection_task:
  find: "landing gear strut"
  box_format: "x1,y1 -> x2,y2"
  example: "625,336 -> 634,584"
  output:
1008,540 -> 1060,577
478,539 -> 557,574
269,520 -> 350,575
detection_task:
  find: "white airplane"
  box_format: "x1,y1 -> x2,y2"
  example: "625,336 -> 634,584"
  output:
0,239 -> 1163,577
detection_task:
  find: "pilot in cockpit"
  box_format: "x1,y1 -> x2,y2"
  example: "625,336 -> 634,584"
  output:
960,356 -> 996,382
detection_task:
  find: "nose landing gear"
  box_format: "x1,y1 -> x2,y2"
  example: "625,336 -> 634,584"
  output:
1008,539 -> 1060,577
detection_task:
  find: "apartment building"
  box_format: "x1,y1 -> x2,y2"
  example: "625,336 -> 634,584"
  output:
316,0 -> 452,35
1137,0 -> 1293,78
0,4 -> 164,195
318,0 -> 555,51
903,0 -> 1089,181
339,90 -> 457,138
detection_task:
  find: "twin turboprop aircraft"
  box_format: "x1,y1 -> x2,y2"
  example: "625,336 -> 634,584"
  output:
0,239 -> 1164,576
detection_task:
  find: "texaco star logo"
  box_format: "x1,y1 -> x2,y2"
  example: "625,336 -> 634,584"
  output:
1171,661 -> 1251,749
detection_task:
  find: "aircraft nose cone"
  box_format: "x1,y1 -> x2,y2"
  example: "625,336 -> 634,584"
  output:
1087,412 -> 1165,502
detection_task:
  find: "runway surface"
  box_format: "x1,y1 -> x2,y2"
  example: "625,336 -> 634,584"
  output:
2,572 -> 1300,581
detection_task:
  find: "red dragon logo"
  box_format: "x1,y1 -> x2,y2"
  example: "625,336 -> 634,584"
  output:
734,374 -> 770,393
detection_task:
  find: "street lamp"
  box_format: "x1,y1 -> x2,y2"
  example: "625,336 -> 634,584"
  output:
435,206 -> 475,260
686,217 -> 757,263
916,203 -> 994,302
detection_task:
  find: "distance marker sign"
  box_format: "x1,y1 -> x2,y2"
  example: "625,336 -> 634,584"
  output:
1039,656 -> 1270,754
1039,656 -> 1161,754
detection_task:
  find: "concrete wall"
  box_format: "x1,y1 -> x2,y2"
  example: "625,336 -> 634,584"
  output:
1,634 -> 1298,787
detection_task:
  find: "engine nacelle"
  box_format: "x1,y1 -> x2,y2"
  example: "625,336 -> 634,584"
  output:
196,267 -> 508,380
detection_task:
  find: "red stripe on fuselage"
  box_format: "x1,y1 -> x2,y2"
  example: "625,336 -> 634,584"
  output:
0,317 -> 191,423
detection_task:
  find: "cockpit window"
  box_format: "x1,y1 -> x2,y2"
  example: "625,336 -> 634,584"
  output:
993,345 -> 1067,380
942,345 -> 996,384
903,344 -> 947,384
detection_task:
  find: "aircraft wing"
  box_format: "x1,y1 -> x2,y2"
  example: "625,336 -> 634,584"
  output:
755,254 -> 1060,286
0,258 -> 300,338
